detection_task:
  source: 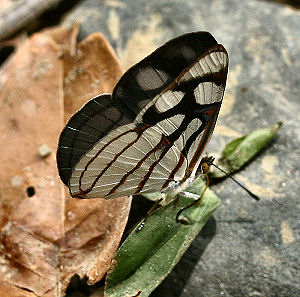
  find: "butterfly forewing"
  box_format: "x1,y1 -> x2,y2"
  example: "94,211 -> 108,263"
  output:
112,32 -> 220,118
56,31 -> 228,199
134,45 -> 228,181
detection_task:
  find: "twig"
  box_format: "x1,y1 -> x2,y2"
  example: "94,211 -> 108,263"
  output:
0,0 -> 64,41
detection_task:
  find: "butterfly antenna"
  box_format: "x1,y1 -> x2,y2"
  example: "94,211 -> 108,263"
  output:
211,163 -> 260,201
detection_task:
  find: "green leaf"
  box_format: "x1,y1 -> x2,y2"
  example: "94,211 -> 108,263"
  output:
222,135 -> 246,158
105,178 -> 221,297
210,122 -> 282,179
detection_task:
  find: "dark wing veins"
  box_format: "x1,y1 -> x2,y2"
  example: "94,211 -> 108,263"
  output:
141,77 -> 219,159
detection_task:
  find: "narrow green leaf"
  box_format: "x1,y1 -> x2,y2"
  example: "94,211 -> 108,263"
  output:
210,122 -> 282,179
105,178 -> 221,297
222,135 -> 246,158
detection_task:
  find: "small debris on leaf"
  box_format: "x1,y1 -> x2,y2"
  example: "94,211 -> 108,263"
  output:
38,144 -> 51,158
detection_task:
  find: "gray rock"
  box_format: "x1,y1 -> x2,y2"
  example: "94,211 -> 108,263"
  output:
64,1 -> 300,296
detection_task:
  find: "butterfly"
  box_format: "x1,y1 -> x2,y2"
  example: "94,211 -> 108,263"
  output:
57,31 -> 228,200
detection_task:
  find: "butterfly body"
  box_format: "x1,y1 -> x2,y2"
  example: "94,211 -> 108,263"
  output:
57,32 -> 228,200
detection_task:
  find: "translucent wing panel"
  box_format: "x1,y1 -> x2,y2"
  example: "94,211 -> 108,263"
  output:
69,124 -> 187,199
112,32 -> 219,118
57,94 -> 131,185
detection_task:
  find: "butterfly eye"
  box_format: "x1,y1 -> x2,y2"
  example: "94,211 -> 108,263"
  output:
201,162 -> 210,175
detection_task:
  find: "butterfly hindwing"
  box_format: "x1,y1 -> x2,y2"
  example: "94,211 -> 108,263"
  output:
69,124 -> 187,198
57,94 -> 131,185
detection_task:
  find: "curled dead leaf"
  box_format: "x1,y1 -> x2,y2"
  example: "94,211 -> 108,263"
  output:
0,24 -> 130,296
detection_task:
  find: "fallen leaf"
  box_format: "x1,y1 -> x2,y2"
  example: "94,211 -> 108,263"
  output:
0,24 -> 131,296
210,122 -> 282,179
105,178 -> 221,297
62,31 -> 123,120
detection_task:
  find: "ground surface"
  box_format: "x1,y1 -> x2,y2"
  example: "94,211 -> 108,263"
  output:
62,1 -> 300,296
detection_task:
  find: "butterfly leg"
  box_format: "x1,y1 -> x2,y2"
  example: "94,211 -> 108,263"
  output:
136,197 -> 164,232
176,172 -> 209,224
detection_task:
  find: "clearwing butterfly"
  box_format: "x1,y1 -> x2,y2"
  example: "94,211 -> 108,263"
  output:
57,31 -> 228,200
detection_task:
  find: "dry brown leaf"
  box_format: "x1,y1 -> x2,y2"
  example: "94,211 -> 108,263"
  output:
0,24 -> 131,296
0,279 -> 37,297
41,23 -> 80,56
62,31 -> 124,120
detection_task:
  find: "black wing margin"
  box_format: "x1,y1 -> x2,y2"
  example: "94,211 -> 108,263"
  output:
57,94 -> 131,186
112,31 -> 219,119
